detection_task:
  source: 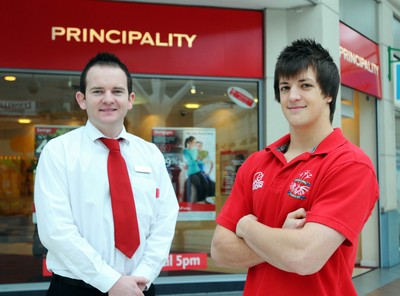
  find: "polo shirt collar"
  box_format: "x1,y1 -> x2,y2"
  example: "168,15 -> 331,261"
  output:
265,128 -> 346,156
314,128 -> 347,154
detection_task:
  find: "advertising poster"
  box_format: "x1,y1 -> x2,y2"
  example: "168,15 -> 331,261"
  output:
152,127 -> 216,221
220,150 -> 247,195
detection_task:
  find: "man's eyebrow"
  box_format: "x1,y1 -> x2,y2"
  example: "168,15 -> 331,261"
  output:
298,77 -> 316,83
88,86 -> 103,91
279,77 -> 315,83
113,86 -> 127,91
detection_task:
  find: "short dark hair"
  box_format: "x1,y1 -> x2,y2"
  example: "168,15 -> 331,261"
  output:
79,52 -> 132,94
273,39 -> 340,122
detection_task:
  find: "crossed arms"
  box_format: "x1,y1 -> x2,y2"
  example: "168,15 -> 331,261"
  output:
211,208 -> 345,275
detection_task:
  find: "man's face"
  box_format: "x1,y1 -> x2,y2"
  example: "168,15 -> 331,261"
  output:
75,65 -> 134,133
278,67 -> 331,129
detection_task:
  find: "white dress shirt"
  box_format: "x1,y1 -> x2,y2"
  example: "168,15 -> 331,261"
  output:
34,121 -> 179,292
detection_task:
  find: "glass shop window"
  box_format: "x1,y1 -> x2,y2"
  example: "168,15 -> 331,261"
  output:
0,72 -> 260,283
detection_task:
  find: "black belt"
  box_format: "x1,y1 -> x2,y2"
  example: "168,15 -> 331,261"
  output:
52,273 -> 96,290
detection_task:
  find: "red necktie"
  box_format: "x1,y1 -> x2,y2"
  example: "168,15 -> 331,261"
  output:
100,138 -> 140,258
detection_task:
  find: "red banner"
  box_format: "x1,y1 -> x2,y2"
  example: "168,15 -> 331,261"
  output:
0,0 -> 263,78
162,253 -> 208,271
339,22 -> 382,98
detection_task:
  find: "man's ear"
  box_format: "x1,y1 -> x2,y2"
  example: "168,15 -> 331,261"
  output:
325,96 -> 332,104
76,92 -> 86,110
128,92 -> 135,110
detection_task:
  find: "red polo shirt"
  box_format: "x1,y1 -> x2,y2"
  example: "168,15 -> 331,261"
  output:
216,128 -> 379,296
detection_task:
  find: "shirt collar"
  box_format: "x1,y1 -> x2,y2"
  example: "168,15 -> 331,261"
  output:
314,128 -> 347,154
84,120 -> 130,144
265,128 -> 346,155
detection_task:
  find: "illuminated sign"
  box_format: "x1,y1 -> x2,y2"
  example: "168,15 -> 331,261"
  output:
339,22 -> 382,98
340,47 -> 379,76
227,86 -> 256,109
0,0 -> 263,78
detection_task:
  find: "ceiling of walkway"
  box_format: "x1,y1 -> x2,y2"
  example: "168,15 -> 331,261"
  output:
120,0 -> 400,12
118,0 -> 318,10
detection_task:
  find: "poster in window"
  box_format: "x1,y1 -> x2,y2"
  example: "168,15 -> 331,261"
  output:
220,150 -> 247,195
152,127 -> 216,221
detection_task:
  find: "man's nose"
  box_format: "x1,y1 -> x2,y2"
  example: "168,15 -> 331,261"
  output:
289,86 -> 301,101
103,91 -> 114,102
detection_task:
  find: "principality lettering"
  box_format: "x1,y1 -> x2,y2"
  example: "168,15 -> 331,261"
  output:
51,26 -> 197,48
340,46 -> 379,76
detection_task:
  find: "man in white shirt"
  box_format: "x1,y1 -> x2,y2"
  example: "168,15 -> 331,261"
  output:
34,52 -> 179,296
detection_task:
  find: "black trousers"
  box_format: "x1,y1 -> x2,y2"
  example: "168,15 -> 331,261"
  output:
47,274 -> 155,296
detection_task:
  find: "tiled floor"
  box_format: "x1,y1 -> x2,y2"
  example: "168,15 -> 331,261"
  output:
353,264 -> 400,295
365,279 -> 400,295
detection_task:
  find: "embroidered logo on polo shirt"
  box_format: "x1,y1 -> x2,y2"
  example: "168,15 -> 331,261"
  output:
288,170 -> 312,200
252,172 -> 264,190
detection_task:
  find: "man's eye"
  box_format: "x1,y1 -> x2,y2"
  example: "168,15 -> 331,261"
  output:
113,90 -> 125,95
302,83 -> 313,89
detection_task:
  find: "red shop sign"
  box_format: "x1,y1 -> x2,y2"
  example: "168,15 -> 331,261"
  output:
0,0 -> 263,78
339,22 -> 382,98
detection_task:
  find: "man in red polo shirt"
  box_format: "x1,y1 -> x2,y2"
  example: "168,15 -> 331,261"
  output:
211,39 -> 379,296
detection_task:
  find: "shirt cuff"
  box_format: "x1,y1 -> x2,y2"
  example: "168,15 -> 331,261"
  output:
91,265 -> 121,293
132,264 -> 156,287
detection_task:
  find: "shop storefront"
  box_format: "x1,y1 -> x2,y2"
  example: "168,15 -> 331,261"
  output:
0,0 -> 263,294
0,0 -> 389,294
339,22 -> 381,267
